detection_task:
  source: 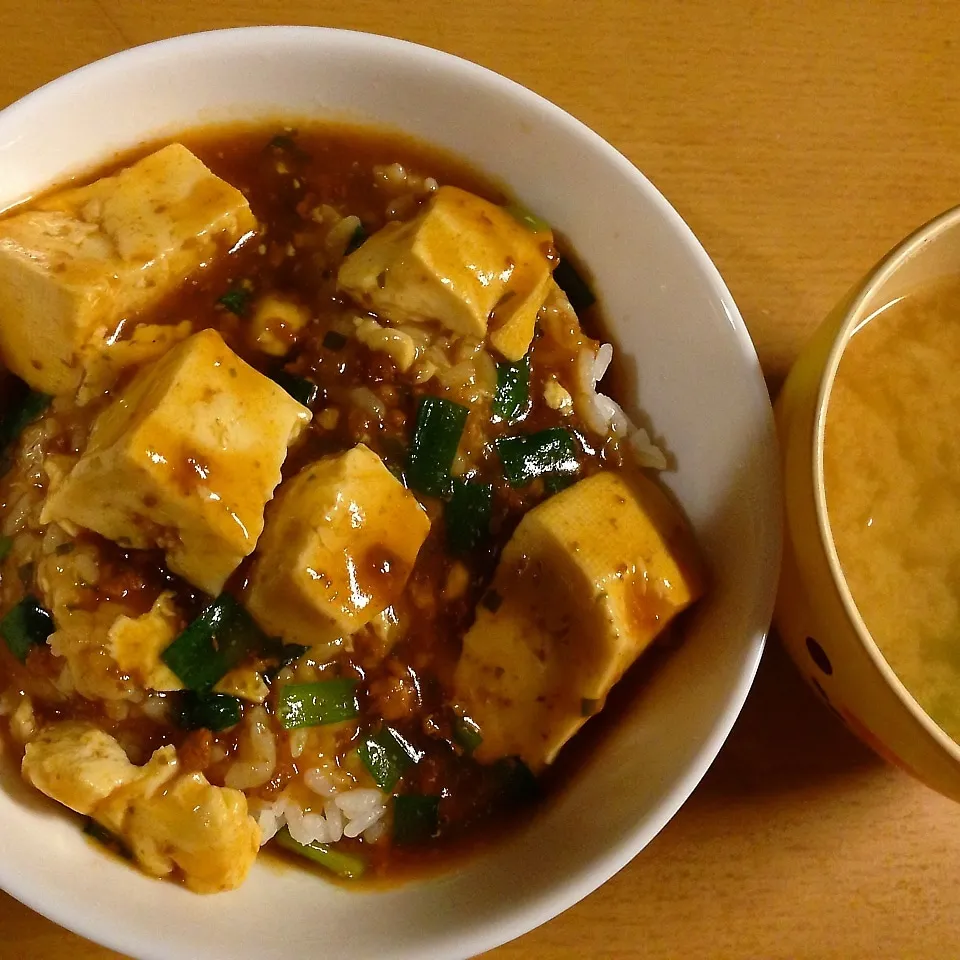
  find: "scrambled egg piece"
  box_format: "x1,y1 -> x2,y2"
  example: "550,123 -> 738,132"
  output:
0,144 -> 256,395
454,470 -> 704,771
248,293 -> 311,357
21,722 -> 137,814
214,666 -> 270,704
353,316 -> 419,372
96,758 -> 260,894
41,329 -> 312,595
246,444 -> 431,649
107,592 -> 183,691
338,186 -> 553,360
23,721 -> 260,893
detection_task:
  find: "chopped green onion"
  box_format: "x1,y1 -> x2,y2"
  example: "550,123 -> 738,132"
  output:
544,473 -> 575,496
345,224 -> 367,255
0,383 -> 51,460
405,396 -> 469,498
452,715 -> 483,754
495,428 -> 578,488
178,692 -> 243,732
494,757 -> 540,803
492,355 -> 530,423
504,202 -> 551,234
83,818 -> 132,860
1,595 -> 54,662
0,536 -> 12,563
272,370 -> 319,407
553,258 -> 596,313
274,827 -> 366,880
161,594 -> 266,693
277,679 -> 359,729
445,480 -> 492,554
263,641 -> 309,682
322,330 -> 348,351
359,727 -> 419,792
218,287 -> 251,316
83,818 -> 116,846
393,794 -> 440,845
271,641 -> 309,669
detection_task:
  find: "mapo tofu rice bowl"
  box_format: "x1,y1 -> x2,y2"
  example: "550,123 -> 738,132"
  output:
0,122 -> 708,894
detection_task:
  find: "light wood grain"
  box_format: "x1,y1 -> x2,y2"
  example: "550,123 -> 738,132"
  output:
1,2 -> 959,957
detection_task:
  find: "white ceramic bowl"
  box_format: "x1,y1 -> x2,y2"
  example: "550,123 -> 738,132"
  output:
0,27 -> 781,960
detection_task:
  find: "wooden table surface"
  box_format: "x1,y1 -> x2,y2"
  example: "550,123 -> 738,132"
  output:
2,1 -> 959,957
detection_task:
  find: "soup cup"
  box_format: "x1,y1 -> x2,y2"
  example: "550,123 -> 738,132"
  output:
0,26 -> 780,960
776,204 -> 960,800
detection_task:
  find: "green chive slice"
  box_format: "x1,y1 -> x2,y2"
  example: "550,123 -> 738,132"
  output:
359,727 -> 419,792
492,355 -> 530,424
218,287 -> 251,316
405,396 -> 469,498
393,794 -> 440,845
83,818 -> 132,860
345,224 -> 367,255
495,428 -> 578,488
452,716 -> 483,754
544,473 -> 575,495
178,692 -> 243,732
495,757 -> 540,803
1,383 -> 51,460
274,828 -> 366,880
553,259 -> 596,313
161,594 -> 265,693
445,480 -> 493,554
272,370 -> 320,407
1,595 -> 54,662
277,680 -> 359,729
504,202 -> 551,234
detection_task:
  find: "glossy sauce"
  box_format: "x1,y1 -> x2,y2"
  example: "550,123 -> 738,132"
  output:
0,121 -> 664,885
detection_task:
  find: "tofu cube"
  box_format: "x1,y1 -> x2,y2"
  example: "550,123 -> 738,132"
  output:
0,144 -> 257,395
453,470 -> 704,771
94,755 -> 260,894
41,329 -> 311,595
246,444 -> 431,649
338,186 -> 552,360
22,721 -> 139,816
25,724 -> 260,893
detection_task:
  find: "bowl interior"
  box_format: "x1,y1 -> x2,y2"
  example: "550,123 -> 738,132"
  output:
813,204 -> 960,762
0,27 -> 781,960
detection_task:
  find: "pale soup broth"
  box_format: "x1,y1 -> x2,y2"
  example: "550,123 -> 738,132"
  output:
824,277 -> 960,741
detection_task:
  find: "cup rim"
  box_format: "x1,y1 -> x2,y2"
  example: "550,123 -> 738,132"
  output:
811,202 -> 960,762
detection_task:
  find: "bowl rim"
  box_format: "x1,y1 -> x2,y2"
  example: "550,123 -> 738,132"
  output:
811,202 -> 960,762
0,23 -> 780,960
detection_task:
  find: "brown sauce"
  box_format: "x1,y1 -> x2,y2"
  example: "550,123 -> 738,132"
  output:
0,120 -> 676,888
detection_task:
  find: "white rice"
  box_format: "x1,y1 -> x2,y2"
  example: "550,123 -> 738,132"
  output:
254,779 -> 388,847
576,342 -> 668,470
629,427 -> 669,470
303,768 -> 337,796
224,707 -> 277,790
